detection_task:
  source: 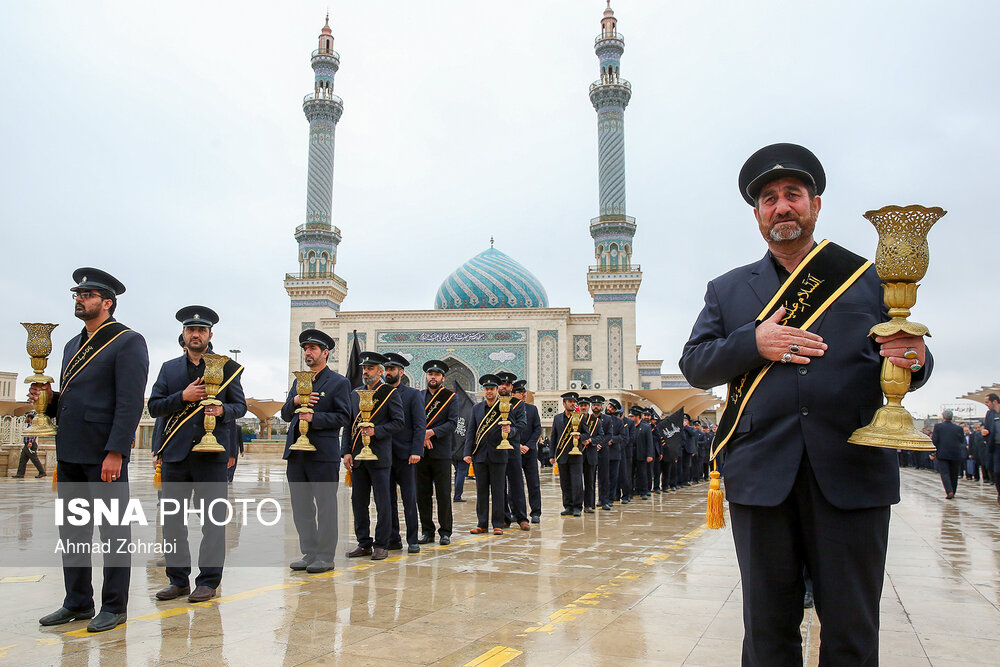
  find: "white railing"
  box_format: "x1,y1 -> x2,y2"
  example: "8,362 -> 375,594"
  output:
0,416 -> 27,444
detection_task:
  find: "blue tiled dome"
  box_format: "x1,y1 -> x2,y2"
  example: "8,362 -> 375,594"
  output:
435,247 -> 549,310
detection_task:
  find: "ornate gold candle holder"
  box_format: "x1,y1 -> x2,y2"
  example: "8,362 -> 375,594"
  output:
848,204 -> 944,451
497,395 -> 514,450
354,389 -> 379,461
192,353 -> 229,453
568,411 -> 583,456
289,370 -> 317,452
22,323 -> 59,436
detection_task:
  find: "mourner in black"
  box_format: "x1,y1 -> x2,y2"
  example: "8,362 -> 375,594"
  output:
382,353 -> 427,553
550,392 -> 592,516
578,397 -> 603,513
512,380 -> 543,522
32,268 -> 148,633
496,372 -> 530,530
680,143 -> 933,665
342,352 -> 405,561
463,375 -> 515,533
931,409 -> 966,499
416,360 -> 458,545
280,329 -> 351,573
617,404 -> 635,503
149,306 -> 246,603
629,407 -> 654,499
601,399 -> 624,509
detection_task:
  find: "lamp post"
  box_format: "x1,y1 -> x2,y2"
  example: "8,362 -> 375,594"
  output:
229,349 -> 241,362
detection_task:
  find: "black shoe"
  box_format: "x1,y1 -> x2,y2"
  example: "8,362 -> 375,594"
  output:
407,544 -> 420,554
36,472 -> 47,478
439,536 -> 451,545
453,498 -> 467,503
572,510 -> 582,517
346,546 -> 373,558
560,509 -> 573,516
39,606 -> 95,626
306,560 -> 335,573
641,495 -> 650,500
652,489 -> 661,494
87,611 -> 127,633
289,555 -> 315,571
11,475 -> 24,479
387,541 -> 403,551
530,515 -> 540,524
155,584 -> 190,600
601,504 -> 612,511
584,508 -> 595,514
417,532 -> 434,544
622,499 -> 631,504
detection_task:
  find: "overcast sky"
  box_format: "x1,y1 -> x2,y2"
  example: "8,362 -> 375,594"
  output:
1,1 -> 996,418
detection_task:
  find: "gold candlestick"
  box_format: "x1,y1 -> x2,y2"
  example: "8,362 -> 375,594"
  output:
354,389 -> 379,461
568,412 -> 583,456
497,395 -> 514,450
21,322 -> 59,436
289,370 -> 317,452
192,353 -> 230,453
848,204 -> 944,451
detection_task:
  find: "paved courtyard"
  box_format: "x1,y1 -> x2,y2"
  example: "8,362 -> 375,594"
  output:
1,457 -> 999,666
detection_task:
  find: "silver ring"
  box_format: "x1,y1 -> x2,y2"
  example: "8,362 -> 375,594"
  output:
781,353 -> 793,364
789,344 -> 800,354
909,362 -> 922,372
904,349 -> 918,360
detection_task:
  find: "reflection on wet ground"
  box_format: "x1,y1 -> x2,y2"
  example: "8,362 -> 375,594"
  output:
2,459 -> 1000,665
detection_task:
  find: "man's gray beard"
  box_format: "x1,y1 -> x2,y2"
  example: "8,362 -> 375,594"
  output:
769,225 -> 802,242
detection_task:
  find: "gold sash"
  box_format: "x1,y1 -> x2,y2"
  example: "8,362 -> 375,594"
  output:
553,413 -> 577,459
425,387 -> 455,428
711,240 -> 872,459
472,399 -> 503,455
157,359 -> 245,454
61,321 -> 131,389
350,385 -> 397,454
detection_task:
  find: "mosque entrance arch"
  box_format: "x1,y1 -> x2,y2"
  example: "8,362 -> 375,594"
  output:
442,357 -> 476,392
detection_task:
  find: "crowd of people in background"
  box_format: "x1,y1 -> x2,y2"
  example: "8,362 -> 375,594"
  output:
919,393 -> 1000,503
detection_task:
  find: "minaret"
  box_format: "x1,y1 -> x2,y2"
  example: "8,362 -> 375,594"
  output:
285,16 -> 349,373
586,2 -> 641,390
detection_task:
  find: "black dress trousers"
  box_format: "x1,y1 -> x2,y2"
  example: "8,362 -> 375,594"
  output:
286,454 -> 339,561
416,457 -> 453,538
474,461 -> 507,529
351,464 -> 392,549
729,454 -> 889,667
57,461 -> 131,615
559,459 -> 584,511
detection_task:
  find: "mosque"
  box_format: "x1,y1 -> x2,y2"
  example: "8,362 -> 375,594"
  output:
283,5 -> 719,425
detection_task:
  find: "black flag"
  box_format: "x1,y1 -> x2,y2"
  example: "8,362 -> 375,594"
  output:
451,382 -> 475,461
656,407 -> 685,460
345,330 -> 363,389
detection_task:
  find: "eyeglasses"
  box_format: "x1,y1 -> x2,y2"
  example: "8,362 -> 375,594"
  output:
72,291 -> 105,301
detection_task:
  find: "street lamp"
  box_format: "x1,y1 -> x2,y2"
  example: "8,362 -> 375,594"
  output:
229,349 -> 241,362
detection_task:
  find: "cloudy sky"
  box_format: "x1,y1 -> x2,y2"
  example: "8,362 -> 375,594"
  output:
1,1 -> 995,418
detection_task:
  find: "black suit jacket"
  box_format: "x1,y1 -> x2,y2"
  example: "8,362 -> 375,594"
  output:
550,412 -> 592,465
148,354 -> 247,463
581,413 -> 603,464
932,421 -> 966,461
279,366 -> 352,462
390,384 -> 427,461
423,387 -> 459,460
601,413 -> 623,461
464,400 -> 512,464
48,320 -> 148,464
343,384 -> 405,469
632,421 -> 655,461
680,249 -> 933,510
518,402 -> 543,453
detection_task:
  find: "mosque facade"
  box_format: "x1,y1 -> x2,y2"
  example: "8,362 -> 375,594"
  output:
283,7 -> 716,424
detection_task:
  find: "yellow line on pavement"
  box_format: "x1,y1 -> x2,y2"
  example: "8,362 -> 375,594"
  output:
464,645 -> 523,666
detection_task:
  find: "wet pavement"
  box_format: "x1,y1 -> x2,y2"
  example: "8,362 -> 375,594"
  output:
1,458 -> 999,666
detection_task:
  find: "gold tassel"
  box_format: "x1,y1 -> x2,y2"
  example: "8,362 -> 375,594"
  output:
553,461 -> 559,476
344,467 -> 352,487
153,461 -> 162,490
51,466 -> 57,493
706,462 -> 725,529
468,462 -> 475,479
